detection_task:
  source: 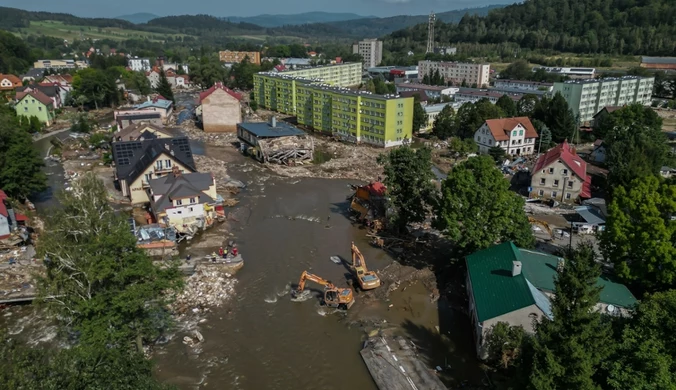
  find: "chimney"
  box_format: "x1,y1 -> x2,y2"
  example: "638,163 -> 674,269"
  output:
512,261 -> 522,277
172,165 -> 181,177
270,116 -> 277,128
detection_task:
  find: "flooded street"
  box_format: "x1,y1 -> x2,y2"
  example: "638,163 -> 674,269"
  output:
2,113 -> 483,390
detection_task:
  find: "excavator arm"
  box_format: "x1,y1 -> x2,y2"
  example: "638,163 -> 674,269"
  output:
297,271 -> 335,292
528,216 -> 554,239
351,241 -> 365,270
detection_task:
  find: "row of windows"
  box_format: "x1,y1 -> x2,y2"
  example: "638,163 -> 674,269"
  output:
538,178 -> 575,189
537,189 -> 572,200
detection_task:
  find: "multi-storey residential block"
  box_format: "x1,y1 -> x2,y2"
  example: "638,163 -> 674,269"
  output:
474,117 -> 538,156
33,59 -> 87,70
418,61 -> 490,87
493,79 -> 553,92
218,51 -> 261,65
353,39 -> 383,69
532,66 -> 595,79
129,57 -> 151,72
553,76 -> 654,122
253,67 -> 413,148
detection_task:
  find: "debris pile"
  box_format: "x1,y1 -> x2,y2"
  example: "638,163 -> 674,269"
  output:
172,265 -> 237,314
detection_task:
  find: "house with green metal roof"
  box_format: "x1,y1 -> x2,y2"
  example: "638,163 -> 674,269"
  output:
465,241 -> 637,358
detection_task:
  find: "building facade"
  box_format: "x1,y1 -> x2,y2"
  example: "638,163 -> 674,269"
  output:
532,66 -> 595,79
197,82 -> 242,133
493,79 -> 553,92
129,58 -> 152,72
474,117 -> 539,156
418,61 -> 490,87
218,51 -> 261,65
553,76 -> 654,122
530,141 -> 591,203
396,83 -> 458,99
0,74 -> 22,91
253,70 -> 413,148
255,63 -> 362,87
33,59 -> 87,70
15,90 -> 55,125
640,56 -> 676,70
352,39 -> 383,69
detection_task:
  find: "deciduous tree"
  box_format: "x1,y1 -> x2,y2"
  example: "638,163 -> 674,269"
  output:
434,155 -> 534,251
500,59 -> 532,81
37,174 -> 182,351
377,146 -> 436,232
529,243 -> 613,390
431,105 -> 455,139
155,68 -> 175,104
600,175 -> 676,292
412,94 -> 428,134
496,94 -> 517,117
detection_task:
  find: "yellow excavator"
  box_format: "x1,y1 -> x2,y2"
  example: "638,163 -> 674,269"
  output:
293,271 -> 355,310
351,242 -> 381,290
528,216 -> 554,239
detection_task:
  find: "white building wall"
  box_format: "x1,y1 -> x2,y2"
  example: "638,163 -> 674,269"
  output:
129,58 -> 151,72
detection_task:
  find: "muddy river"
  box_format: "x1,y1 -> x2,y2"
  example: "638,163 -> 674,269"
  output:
2,124 -> 484,389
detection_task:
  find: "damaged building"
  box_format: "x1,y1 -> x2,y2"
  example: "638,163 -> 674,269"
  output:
237,118 -> 314,165
349,182 -> 387,229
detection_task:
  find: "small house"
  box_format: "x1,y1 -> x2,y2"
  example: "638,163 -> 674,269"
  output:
466,242 -> 637,358
0,74 -> 22,91
15,90 -> 55,125
115,123 -> 174,142
197,82 -> 242,132
115,111 -> 163,129
0,190 -> 28,239
17,83 -> 63,109
135,97 -> 173,121
474,117 -> 539,156
112,136 -> 196,204
237,117 -> 314,164
147,169 -> 220,233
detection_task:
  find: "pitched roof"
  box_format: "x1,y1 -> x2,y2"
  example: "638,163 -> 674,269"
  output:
135,97 -> 173,110
593,106 -> 621,118
20,68 -> 45,80
199,82 -> 242,103
0,74 -> 22,88
484,117 -> 539,141
116,123 -> 172,141
16,90 -> 53,106
466,242 -> 552,322
399,90 -> 429,101
17,83 -> 59,98
641,56 -> 676,65
533,141 -> 587,181
149,172 -> 215,212
112,137 -> 196,185
466,243 -> 638,322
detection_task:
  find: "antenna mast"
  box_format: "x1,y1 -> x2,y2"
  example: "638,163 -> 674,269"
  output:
426,11 -> 436,54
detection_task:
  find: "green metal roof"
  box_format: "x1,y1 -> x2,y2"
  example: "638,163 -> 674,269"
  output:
466,243 -> 638,323
466,242 -> 536,322
519,249 -> 638,308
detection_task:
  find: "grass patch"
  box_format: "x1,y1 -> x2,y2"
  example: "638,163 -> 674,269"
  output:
17,20 -> 190,42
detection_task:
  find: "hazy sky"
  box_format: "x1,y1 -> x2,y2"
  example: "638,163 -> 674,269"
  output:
0,0 -> 515,18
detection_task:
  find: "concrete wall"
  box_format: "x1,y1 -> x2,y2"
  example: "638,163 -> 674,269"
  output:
0,214 -> 10,238
478,305 -> 542,359
127,155 -> 193,204
530,160 -> 584,203
202,89 -> 242,133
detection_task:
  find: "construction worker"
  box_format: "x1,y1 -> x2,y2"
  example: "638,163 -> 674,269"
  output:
218,246 -> 225,258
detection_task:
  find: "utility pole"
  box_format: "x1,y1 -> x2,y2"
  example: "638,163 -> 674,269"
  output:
426,12 -> 436,54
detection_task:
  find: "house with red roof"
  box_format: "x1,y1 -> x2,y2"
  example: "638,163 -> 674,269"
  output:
0,190 -> 28,239
0,74 -> 22,91
474,117 -> 539,156
196,82 -> 242,132
530,141 -> 591,203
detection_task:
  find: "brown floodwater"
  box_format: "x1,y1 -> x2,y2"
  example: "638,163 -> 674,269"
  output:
151,146 -> 483,389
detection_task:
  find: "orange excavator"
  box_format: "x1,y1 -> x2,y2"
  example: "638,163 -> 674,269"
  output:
293,271 -> 355,310
351,242 -> 381,290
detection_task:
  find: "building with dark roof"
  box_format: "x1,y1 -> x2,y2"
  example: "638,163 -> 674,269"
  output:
640,56 -> 676,70
466,241 -> 636,358
20,68 -> 45,82
115,123 -> 173,142
147,169 -> 219,232
237,118 -> 313,164
530,141 -> 591,203
112,137 -> 196,204
115,111 -> 163,129
16,84 -> 62,108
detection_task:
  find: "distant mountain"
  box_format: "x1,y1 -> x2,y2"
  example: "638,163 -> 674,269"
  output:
0,6 -> 135,29
274,5 -> 506,38
116,13 -> 160,24
222,12 -> 372,28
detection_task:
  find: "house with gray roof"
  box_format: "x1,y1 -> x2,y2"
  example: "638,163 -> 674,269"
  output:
147,169 -> 219,232
466,241 -> 636,358
112,137 -> 196,204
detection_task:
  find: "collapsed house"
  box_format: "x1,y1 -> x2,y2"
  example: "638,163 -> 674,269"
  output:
349,182 -> 387,230
237,117 -> 314,165
135,223 -> 178,257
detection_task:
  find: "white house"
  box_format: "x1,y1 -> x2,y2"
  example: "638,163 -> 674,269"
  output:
146,70 -> 161,88
474,117 -> 539,156
129,57 -> 152,72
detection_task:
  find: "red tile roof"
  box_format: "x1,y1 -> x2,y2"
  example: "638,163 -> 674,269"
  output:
485,117 -> 539,141
533,141 -> 587,182
17,90 -> 54,106
199,82 -> 242,103
0,74 -> 22,89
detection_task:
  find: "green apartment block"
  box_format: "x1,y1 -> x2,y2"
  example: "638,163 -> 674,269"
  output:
553,75 -> 654,123
253,64 -> 413,147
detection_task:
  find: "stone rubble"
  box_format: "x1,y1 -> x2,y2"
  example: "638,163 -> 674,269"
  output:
171,265 -> 238,315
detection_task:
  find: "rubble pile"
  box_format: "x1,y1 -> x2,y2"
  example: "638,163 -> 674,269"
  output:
179,123 -> 238,146
172,265 -> 237,314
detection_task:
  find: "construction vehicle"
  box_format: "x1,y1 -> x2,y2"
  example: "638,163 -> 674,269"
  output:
528,216 -> 554,239
293,271 -> 355,310
351,242 -> 381,290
